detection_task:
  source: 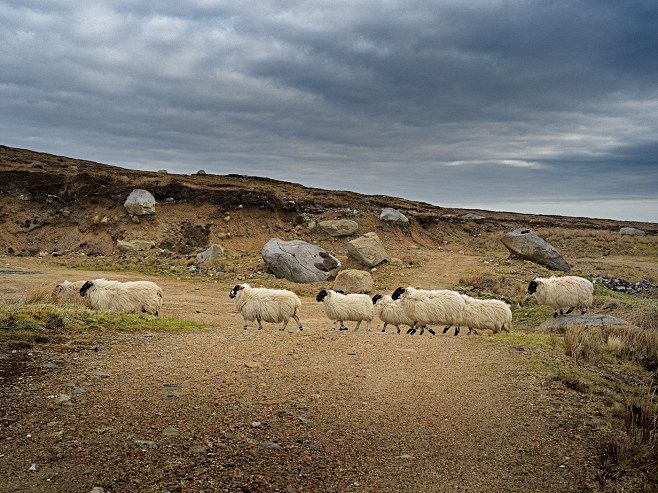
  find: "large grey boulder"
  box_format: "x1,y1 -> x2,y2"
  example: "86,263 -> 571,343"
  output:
333,269 -> 374,294
318,219 -> 358,237
347,232 -> 387,267
619,227 -> 645,236
124,189 -> 156,215
501,228 -> 570,272
196,244 -> 225,264
116,239 -> 155,252
262,238 -> 341,283
538,314 -> 637,333
379,208 -> 409,225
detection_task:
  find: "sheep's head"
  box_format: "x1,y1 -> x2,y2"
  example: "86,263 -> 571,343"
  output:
527,280 -> 541,295
79,281 -> 94,297
391,287 -> 406,300
229,284 -> 245,299
316,289 -> 329,302
372,294 -> 383,305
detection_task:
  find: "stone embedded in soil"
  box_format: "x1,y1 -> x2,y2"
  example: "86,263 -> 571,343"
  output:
72,387 -> 87,394
259,441 -> 284,450
162,427 -> 180,436
42,362 -> 59,368
133,439 -> 159,448
90,371 -> 111,378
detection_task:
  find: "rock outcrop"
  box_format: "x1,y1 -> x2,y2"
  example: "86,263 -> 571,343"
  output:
262,238 -> 341,283
501,228 -> 570,272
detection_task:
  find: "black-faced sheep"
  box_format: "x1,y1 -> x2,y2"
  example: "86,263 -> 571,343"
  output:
372,294 -> 415,333
392,286 -> 464,335
79,279 -> 163,315
229,283 -> 303,331
527,276 -> 593,317
316,289 -> 374,331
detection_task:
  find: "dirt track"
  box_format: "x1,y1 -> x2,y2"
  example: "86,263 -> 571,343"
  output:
0,259 -> 615,492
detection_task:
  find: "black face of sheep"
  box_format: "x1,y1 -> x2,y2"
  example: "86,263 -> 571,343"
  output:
316,289 -> 328,302
372,294 -> 382,305
391,287 -> 406,300
229,284 -> 243,299
527,280 -> 539,295
79,281 -> 94,297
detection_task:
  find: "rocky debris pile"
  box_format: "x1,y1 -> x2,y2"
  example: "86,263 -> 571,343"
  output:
593,276 -> 656,296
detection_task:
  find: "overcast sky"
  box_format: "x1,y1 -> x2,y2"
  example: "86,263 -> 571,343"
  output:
2,1 -> 657,222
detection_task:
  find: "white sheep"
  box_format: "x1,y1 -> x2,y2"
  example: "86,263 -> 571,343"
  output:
392,286 -> 464,335
371,294 -> 415,333
316,289 -> 374,331
79,279 -> 163,316
52,280 -> 92,306
229,283 -> 303,331
457,295 -> 512,335
527,276 -> 593,317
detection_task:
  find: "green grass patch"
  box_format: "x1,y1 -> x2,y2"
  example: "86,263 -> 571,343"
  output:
0,302 -> 201,337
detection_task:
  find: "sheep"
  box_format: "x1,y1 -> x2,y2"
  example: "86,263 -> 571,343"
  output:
316,289 -> 374,331
527,276 -> 593,317
372,294 -> 415,333
229,283 -> 303,331
79,279 -> 163,316
392,286 -> 464,335
52,280 -> 92,306
457,295 -> 512,335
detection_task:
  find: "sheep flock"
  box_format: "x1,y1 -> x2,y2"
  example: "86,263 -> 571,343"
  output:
44,273 -> 597,336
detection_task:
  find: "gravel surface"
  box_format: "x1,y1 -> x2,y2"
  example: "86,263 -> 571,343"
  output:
0,260 -> 629,492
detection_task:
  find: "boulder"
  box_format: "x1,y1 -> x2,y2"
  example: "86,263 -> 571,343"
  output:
124,189 -> 156,216
379,208 -> 409,225
116,239 -> 155,252
462,213 -> 485,220
318,219 -> 358,237
538,314 -> 638,333
332,269 -> 374,294
347,232 -> 387,267
262,238 -> 341,283
619,227 -> 645,236
196,244 -> 225,264
501,228 -> 570,272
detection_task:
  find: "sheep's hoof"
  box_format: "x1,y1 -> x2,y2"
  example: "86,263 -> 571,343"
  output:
381,329 -> 386,332
553,312 -> 558,318
427,328 -> 436,335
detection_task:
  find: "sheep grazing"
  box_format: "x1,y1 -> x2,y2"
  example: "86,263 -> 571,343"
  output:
527,276 -> 593,317
79,279 -> 163,316
392,286 -> 464,335
52,280 -> 92,306
229,283 -> 303,331
458,295 -> 512,335
372,294 -> 416,334
316,289 -> 374,331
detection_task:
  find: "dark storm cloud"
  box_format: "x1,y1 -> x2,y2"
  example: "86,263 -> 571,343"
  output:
1,0 -> 656,221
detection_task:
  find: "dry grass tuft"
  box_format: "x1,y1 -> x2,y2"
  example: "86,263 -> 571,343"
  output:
564,325 -> 604,362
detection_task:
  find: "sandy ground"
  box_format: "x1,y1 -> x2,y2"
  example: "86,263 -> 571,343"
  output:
0,258 -> 625,492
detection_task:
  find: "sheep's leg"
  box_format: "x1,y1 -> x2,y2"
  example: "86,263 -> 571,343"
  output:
339,321 -> 349,331
454,325 -> 460,336
407,322 -> 417,335
243,317 -> 249,330
396,325 -> 401,334
366,321 -> 370,331
332,320 -> 337,330
293,314 -> 303,330
280,319 -> 289,331
419,325 -> 425,335
565,307 -> 574,314
581,308 -> 588,315
257,318 -> 263,330
381,322 -> 388,333
442,324 -> 452,334
425,326 -> 436,336
354,321 -> 361,331
553,311 -> 559,318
